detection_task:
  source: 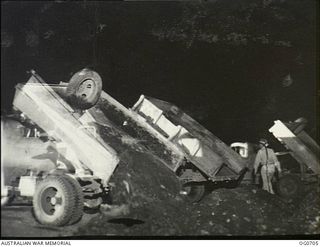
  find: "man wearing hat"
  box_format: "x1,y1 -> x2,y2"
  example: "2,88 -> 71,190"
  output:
253,139 -> 282,194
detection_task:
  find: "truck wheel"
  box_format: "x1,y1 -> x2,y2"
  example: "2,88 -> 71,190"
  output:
62,175 -> 84,225
277,174 -> 302,199
33,176 -> 83,226
182,183 -> 206,203
66,68 -> 102,110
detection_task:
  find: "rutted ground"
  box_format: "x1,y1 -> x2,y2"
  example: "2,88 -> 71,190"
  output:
77,185 -> 319,236
2,184 -> 319,237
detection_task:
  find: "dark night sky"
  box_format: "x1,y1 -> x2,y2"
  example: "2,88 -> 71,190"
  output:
1,0 -> 318,145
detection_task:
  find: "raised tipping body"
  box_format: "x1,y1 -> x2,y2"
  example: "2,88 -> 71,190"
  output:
269,120 -> 319,175
131,95 -> 247,180
13,80 -> 119,184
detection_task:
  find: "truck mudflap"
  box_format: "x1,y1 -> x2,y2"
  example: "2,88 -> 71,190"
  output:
12,79 -> 119,184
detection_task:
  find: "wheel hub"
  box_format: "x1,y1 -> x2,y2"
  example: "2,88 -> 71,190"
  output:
77,79 -> 95,98
50,197 -> 57,205
41,187 -> 62,215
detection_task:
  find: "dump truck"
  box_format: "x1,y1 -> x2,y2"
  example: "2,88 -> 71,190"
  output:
88,93 -> 248,202
269,118 -> 320,199
1,69 -> 120,226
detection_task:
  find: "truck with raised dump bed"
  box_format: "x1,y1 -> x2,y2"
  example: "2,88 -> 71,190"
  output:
1,69 -> 119,226
89,93 -> 248,202
269,118 -> 319,199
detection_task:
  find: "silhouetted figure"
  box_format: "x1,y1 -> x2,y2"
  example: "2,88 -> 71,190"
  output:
254,139 -> 281,194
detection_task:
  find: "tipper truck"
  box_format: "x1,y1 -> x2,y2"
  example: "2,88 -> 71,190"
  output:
1,69 -> 119,226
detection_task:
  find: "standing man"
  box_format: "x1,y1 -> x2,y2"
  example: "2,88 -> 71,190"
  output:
254,139 -> 281,194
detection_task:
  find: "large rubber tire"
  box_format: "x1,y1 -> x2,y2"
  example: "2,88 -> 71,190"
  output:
277,174 -> 302,199
66,68 -> 102,110
62,175 -> 84,225
183,183 -> 206,203
33,176 -> 83,226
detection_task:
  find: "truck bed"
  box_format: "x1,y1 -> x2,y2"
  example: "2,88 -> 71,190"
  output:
12,81 -> 119,183
90,92 -> 247,182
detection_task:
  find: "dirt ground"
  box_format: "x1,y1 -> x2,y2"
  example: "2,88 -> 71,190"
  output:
1,184 -> 319,238
77,185 -> 320,237
1,204 -> 97,238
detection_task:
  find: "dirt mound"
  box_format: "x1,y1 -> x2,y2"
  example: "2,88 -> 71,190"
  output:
77,183 -> 319,236
93,117 -> 184,209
